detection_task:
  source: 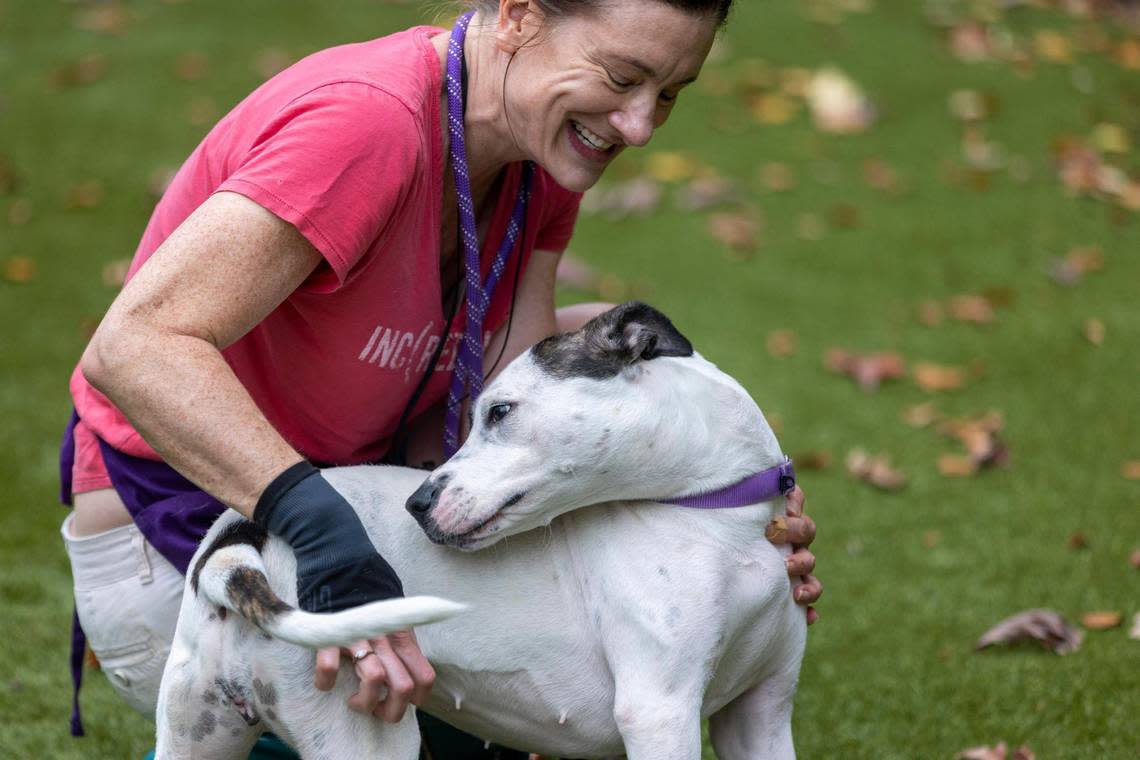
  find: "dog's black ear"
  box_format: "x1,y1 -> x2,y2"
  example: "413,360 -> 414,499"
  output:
532,302 -> 693,379
592,301 -> 694,364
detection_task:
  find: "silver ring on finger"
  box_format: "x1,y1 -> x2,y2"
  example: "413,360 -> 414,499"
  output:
352,648 -> 376,664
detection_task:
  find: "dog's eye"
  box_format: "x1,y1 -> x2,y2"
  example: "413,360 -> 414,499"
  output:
487,403 -> 513,425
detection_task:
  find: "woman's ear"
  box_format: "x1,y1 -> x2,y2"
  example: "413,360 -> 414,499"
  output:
495,0 -> 543,54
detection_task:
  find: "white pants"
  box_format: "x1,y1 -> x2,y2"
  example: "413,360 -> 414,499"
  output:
61,512 -> 184,718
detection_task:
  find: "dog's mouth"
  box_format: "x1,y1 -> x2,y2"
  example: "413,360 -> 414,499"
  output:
425,491 -> 529,550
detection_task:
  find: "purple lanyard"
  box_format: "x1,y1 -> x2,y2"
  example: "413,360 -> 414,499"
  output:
442,10 -> 533,459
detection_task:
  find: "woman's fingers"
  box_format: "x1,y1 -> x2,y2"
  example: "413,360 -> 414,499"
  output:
785,485 -> 805,518
766,514 -> 816,546
369,628 -> 430,724
793,573 -> 822,605
785,546 -> 816,577
346,640 -> 388,714
386,629 -> 436,707
314,646 -> 341,691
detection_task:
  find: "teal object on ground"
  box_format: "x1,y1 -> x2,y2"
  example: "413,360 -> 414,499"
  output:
142,733 -> 299,759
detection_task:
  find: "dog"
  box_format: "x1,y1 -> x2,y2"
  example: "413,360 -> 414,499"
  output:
156,302 -> 807,759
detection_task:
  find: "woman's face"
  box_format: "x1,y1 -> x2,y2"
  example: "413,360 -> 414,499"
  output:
500,0 -> 719,192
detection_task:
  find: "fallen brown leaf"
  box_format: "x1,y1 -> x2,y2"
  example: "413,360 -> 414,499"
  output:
792,450 -> 832,470
1067,531 -> 1089,550
956,741 -> 1007,760
846,448 -> 907,491
174,51 -> 210,82
64,180 -> 104,210
580,178 -> 662,218
913,362 -> 965,392
52,53 -> 109,88
825,202 -> 860,230
975,609 -> 1083,655
948,294 -> 995,324
73,3 -> 130,35
1083,318 -> 1105,345
759,162 -> 796,192
825,349 -> 906,392
949,22 -> 994,63
674,175 -> 738,211
1122,460 -> 1140,480
766,329 -> 797,358
708,212 -> 760,253
1081,611 -> 1122,630
0,154 -> 20,195
1115,39 -> 1140,70
102,259 -> 131,288
750,93 -> 797,125
1130,549 -> 1140,569
3,256 -> 36,284
645,151 -> 699,184
1034,30 -> 1073,63
938,454 -> 977,477
902,402 -> 941,428
806,67 -> 875,134
861,158 -> 900,192
7,198 -> 32,226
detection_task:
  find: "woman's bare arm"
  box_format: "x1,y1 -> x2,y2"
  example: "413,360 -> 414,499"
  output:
81,191 -> 322,518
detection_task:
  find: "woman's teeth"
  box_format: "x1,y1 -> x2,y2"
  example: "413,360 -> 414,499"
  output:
571,121 -> 614,151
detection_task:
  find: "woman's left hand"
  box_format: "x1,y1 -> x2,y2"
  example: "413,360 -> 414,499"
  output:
766,485 -> 821,625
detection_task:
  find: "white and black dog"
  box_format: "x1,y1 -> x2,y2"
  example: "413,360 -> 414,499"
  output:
157,302 -> 806,759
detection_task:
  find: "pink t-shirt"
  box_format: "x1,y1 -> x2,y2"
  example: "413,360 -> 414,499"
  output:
70,25 -> 582,472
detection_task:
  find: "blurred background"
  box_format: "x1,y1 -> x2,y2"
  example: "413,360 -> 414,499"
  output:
1,0 -> 1138,757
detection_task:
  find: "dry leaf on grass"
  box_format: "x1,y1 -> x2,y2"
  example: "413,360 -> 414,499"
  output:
1081,611 -> 1122,630
674,175 -> 738,211
1083,318 -> 1105,345
846,448 -> 907,491
975,609 -> 1083,655
1120,460 -> 1140,480
948,294 -> 995,324
52,54 -> 109,88
1067,531 -> 1089,550
102,259 -> 131,288
825,349 -> 906,391
902,402 -> 941,428
73,3 -> 130,35
806,67 -> 875,134
580,178 -> 662,218
3,256 -> 37,284
956,744 -> 1035,760
792,450 -> 832,471
936,412 -> 1010,472
64,180 -> 105,210
644,151 -> 700,184
766,329 -> 797,358
1130,549 -> 1140,569
938,454 -> 977,477
914,362 -> 966,392
708,212 -> 760,253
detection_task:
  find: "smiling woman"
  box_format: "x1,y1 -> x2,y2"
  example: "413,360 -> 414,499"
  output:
58,0 -> 819,757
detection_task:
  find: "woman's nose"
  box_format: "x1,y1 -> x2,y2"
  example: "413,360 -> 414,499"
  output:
608,102 -> 655,148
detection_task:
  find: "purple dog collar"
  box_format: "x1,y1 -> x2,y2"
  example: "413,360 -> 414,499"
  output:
661,457 -> 796,509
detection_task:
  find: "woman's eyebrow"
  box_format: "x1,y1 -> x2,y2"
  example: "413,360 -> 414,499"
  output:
608,54 -> 699,85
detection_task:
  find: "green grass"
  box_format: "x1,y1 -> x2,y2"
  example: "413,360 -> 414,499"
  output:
2,1 -> 1138,757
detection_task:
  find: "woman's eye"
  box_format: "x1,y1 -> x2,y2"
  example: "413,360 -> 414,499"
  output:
487,403 -> 513,425
607,71 -> 634,88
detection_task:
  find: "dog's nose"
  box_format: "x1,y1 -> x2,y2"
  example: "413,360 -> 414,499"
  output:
406,477 -> 444,518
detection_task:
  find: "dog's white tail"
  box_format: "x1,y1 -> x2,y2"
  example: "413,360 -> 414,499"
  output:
193,528 -> 465,650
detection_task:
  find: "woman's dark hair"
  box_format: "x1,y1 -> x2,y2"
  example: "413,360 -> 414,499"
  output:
471,0 -> 733,27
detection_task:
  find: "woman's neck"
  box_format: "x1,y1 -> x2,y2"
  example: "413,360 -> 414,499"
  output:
431,13 -> 526,195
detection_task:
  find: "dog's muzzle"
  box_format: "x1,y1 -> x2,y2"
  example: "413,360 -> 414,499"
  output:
406,476 -> 445,524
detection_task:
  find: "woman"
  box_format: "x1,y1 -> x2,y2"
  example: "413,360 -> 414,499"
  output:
60,0 -> 822,756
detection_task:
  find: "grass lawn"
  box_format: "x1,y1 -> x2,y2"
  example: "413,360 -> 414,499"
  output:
2,0 -> 1138,757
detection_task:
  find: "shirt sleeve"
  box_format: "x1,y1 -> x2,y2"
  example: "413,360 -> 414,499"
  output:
533,175 -> 583,253
215,82 -> 423,289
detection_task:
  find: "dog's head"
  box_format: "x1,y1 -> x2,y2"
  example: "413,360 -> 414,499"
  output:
406,302 -> 784,550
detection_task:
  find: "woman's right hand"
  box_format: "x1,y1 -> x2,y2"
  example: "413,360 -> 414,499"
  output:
255,461 -> 435,719
315,630 -> 436,722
